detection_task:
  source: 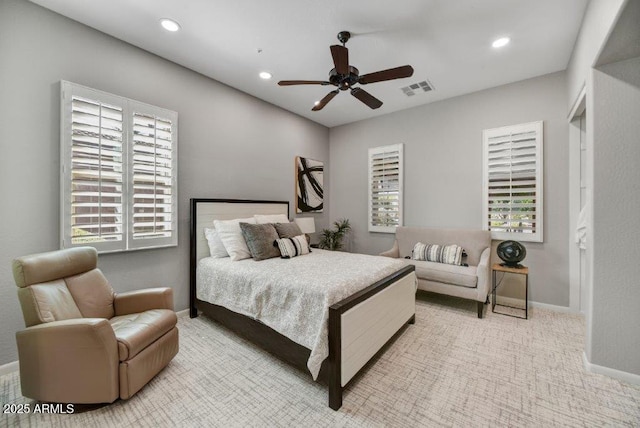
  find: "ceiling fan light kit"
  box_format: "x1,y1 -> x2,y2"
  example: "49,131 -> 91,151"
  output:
278,31 -> 414,111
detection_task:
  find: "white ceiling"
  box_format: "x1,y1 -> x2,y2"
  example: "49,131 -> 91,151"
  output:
30,0 -> 589,128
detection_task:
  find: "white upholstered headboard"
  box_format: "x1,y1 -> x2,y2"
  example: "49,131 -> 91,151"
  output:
191,199 -> 290,264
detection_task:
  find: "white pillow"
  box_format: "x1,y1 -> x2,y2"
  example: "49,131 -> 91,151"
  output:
254,214 -> 289,224
213,217 -> 256,261
203,227 -> 229,258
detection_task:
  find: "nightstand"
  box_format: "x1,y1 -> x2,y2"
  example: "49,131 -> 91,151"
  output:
491,263 -> 529,319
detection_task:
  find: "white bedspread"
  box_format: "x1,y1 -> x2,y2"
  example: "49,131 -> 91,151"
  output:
197,249 -> 407,379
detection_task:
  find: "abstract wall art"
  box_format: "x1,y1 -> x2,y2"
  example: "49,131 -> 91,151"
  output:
295,156 -> 323,213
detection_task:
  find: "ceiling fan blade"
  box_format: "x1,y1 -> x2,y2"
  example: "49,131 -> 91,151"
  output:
312,90 -> 340,111
351,88 -> 383,109
359,65 -> 414,85
330,45 -> 349,75
278,80 -> 332,86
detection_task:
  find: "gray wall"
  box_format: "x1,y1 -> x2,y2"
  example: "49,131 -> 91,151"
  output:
566,0 -> 626,108
590,56 -> 640,375
330,71 -> 570,307
0,0 -> 329,365
565,0 -> 640,376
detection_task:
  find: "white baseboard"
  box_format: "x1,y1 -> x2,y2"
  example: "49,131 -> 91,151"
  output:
0,361 -> 19,376
529,300 -> 577,314
583,352 -> 640,385
176,308 -> 189,317
494,296 -> 577,314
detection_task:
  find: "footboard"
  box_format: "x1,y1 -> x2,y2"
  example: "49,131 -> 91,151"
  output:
328,265 -> 416,410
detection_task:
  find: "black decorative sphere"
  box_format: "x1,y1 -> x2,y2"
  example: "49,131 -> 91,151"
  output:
497,240 -> 526,268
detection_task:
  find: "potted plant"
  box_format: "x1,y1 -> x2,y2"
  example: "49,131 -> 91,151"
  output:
318,219 -> 351,251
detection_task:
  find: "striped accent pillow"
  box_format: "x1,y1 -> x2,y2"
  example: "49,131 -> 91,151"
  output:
275,234 -> 310,259
412,242 -> 464,266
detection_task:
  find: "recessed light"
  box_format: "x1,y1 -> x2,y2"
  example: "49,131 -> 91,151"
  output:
259,71 -> 272,80
314,101 -> 320,106
160,18 -> 181,32
492,37 -> 510,48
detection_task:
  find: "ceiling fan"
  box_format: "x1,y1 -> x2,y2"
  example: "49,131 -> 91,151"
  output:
278,31 -> 414,111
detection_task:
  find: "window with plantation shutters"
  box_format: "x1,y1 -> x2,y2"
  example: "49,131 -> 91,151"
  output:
61,81 -> 178,253
482,121 -> 543,242
368,144 -> 403,233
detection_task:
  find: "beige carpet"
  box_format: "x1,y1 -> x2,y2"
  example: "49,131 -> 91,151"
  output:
2,294 -> 639,427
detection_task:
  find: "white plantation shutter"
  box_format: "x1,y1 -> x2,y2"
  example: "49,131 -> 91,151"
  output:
129,108 -> 177,249
369,144 -> 403,233
69,96 -> 124,250
61,81 -> 177,252
482,121 -> 543,242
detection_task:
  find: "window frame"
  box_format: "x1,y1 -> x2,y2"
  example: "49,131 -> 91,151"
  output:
482,121 -> 543,242
60,81 -> 178,253
368,143 -> 404,233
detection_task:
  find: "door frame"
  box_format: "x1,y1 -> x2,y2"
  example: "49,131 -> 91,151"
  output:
568,85 -> 586,313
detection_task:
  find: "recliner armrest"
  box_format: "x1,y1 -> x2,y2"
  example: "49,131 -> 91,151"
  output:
16,318 -> 119,403
16,318 -> 117,343
114,287 -> 174,316
379,240 -> 400,258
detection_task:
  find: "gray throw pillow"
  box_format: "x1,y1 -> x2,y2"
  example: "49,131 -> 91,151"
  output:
412,242 -> 464,266
239,223 -> 281,261
274,222 -> 303,239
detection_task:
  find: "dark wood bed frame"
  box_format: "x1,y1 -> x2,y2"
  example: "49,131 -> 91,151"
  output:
189,198 -> 415,410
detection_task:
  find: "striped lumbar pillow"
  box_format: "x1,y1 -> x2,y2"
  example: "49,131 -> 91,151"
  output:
412,242 -> 464,266
275,234 -> 310,258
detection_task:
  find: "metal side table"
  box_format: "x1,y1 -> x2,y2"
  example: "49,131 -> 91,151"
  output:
491,263 -> 529,319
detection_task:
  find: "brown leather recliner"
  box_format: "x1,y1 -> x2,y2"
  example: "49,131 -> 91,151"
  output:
12,247 -> 179,404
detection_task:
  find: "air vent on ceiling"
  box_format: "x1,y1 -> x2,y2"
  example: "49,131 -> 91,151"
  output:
401,80 -> 434,97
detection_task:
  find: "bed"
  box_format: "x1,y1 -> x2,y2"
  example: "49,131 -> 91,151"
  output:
190,198 -> 416,410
